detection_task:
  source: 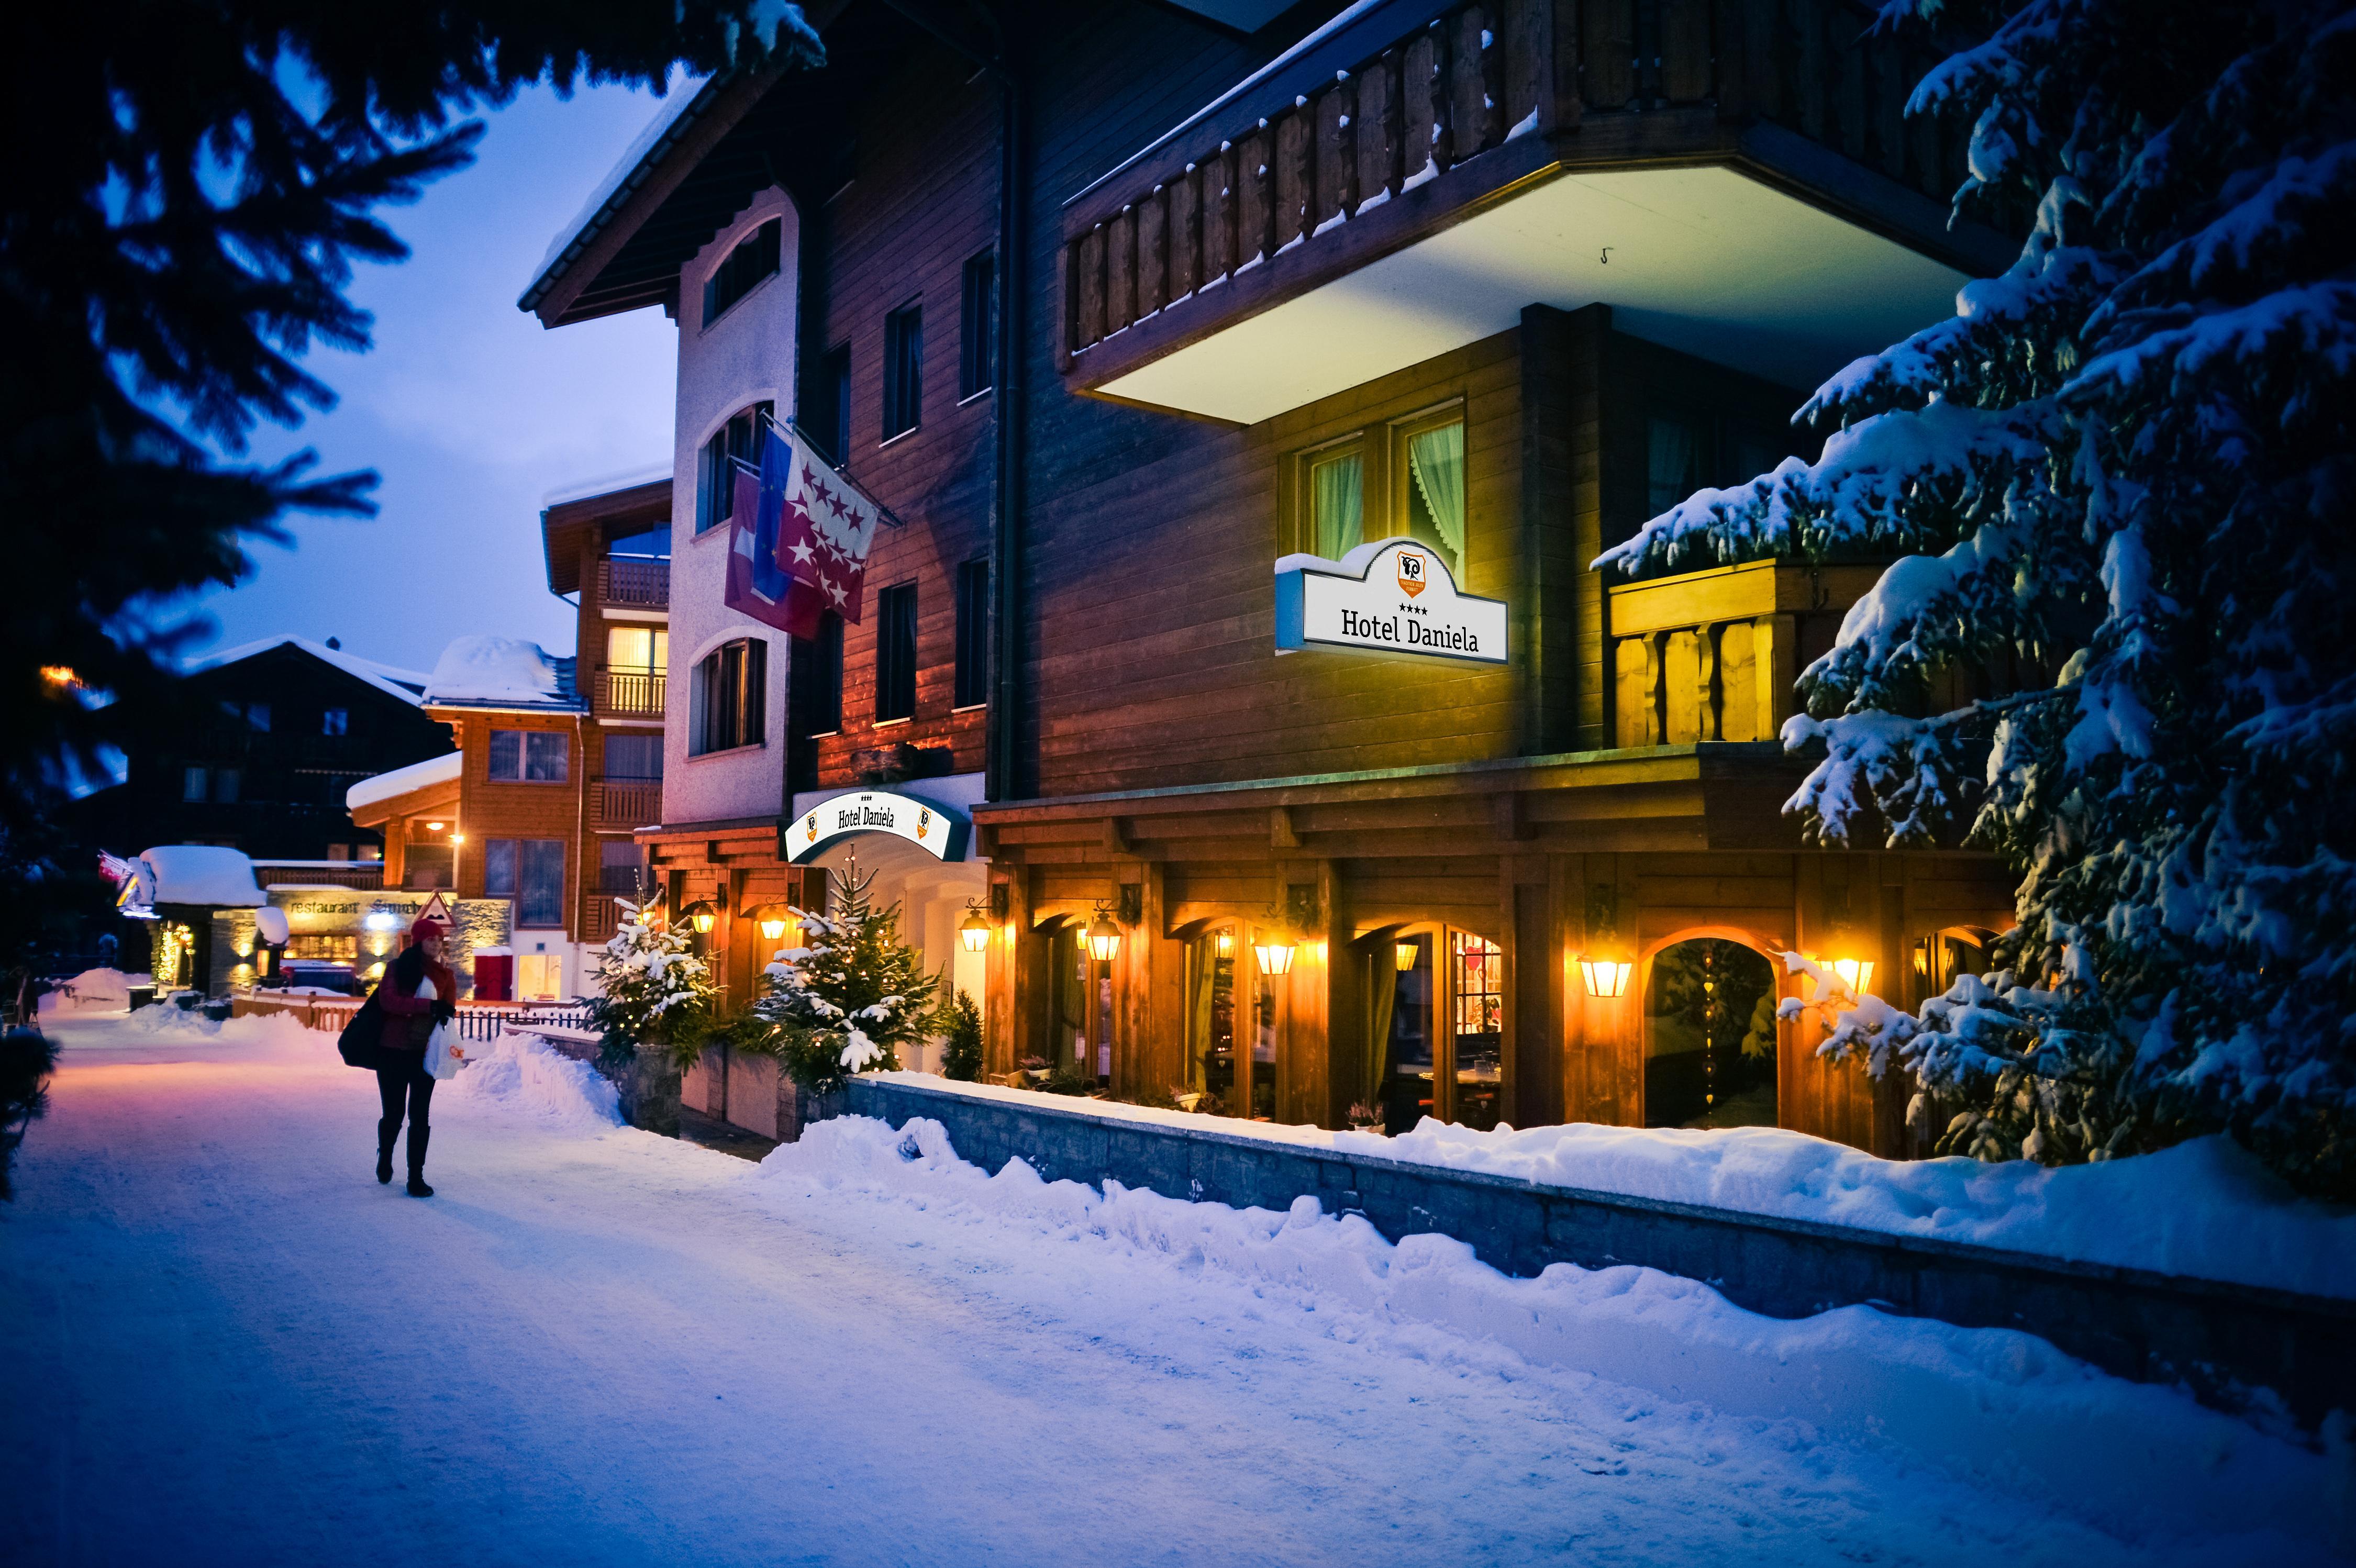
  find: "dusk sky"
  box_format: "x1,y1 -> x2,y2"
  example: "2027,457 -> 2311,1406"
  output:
181,77 -> 687,678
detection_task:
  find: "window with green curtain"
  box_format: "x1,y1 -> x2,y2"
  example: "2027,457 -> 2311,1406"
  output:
1310,450 -> 1363,559
1406,420 -> 1466,581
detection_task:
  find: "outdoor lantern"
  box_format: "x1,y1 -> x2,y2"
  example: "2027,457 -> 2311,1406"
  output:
692,906 -> 716,935
1395,939 -> 1418,973
1831,956 -> 1875,995
1086,907 -> 1123,964
759,911 -> 788,942
1580,956 -> 1634,998
1214,928 -> 1234,960
959,904 -> 992,953
425,821 -> 444,831
1253,934 -> 1296,976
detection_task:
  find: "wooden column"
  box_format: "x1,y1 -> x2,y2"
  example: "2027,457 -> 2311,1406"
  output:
985,865 -> 1033,1078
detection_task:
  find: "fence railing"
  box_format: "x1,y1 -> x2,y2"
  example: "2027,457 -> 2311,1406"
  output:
231,992 -> 593,1041
580,895 -> 624,946
250,861 -> 385,891
598,557 -> 669,608
596,669 -> 665,718
592,777 -> 662,830
1061,0 -> 1962,364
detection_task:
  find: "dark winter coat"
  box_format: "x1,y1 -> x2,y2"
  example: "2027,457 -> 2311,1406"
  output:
371,944 -> 455,1053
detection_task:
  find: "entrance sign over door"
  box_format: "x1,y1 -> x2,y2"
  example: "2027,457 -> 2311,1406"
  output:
781,789 -> 971,864
1274,538 -> 1507,665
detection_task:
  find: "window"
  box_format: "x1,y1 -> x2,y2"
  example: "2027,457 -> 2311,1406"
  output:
211,769 -> 241,804
183,765 -> 208,803
1308,446 -> 1363,559
602,732 -> 663,780
696,402 -> 773,533
809,344 -> 851,463
327,843 -> 350,862
321,708 -> 348,737
609,523 -> 671,559
517,953 -> 565,1003
702,217 -> 781,326
788,611 -> 843,791
690,638 -> 768,754
1395,413 -> 1466,584
607,626 -> 668,672
953,558 -> 990,709
484,838 -> 566,926
882,303 -> 923,441
404,842 -> 453,892
599,839 -> 649,895
1647,415 -> 1705,516
488,729 -> 570,783
876,582 -> 918,722
959,250 -> 995,399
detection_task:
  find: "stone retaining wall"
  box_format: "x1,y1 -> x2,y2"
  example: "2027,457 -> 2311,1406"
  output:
845,1076 -> 2356,1430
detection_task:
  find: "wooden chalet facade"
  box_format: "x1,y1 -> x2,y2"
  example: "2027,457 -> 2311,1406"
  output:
523,0 -> 2020,1155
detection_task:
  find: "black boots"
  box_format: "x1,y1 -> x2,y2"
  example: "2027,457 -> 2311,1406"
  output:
406,1124 -> 433,1197
376,1118 -> 397,1185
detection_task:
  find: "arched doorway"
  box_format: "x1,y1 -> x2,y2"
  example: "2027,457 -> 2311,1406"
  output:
1643,937 -> 1778,1129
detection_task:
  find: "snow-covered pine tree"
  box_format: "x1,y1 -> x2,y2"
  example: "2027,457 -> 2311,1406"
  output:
751,871 -> 939,1095
939,989 -> 984,1082
588,900 -> 717,1071
1601,0 -> 2356,1194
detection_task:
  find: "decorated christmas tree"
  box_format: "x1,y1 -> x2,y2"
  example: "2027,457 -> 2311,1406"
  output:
588,900 -> 716,1071
751,871 -> 939,1095
939,989 -> 984,1082
1603,0 -> 2355,1193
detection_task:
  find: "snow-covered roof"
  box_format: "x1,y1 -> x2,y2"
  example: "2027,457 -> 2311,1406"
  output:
541,463 -> 674,510
186,636 -> 430,704
346,752 -> 463,812
131,846 -> 266,909
526,74 -> 711,303
423,637 -> 582,711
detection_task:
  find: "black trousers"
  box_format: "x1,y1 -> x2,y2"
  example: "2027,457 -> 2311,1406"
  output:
375,1057 -> 434,1170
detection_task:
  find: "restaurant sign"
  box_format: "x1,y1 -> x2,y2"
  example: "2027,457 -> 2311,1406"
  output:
781,789 -> 970,864
1274,539 -> 1507,665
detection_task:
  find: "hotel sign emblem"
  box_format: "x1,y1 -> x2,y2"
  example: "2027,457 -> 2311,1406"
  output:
1275,538 -> 1507,665
779,789 -> 971,864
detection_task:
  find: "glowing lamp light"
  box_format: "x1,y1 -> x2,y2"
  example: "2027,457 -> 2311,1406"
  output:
1394,940 -> 1418,973
1085,910 -> 1123,964
692,908 -> 716,935
760,915 -> 789,942
959,906 -> 992,953
1253,936 -> 1296,976
1214,929 -> 1234,960
425,821 -> 446,831
1580,957 -> 1633,998
363,910 -> 402,933
1830,957 -> 1875,995
41,665 -> 79,690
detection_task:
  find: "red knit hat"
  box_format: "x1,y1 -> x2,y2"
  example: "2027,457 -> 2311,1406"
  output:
410,915 -> 451,943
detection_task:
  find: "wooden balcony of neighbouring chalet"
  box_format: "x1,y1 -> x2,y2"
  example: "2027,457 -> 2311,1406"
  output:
590,776 -> 663,832
251,860 -> 385,892
1060,0 -> 2015,425
579,892 -> 624,945
596,557 -> 669,609
595,669 -> 666,719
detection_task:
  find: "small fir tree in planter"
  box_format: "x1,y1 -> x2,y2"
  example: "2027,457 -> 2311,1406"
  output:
588,900 -> 716,1074
939,988 -> 984,1082
749,872 -> 939,1100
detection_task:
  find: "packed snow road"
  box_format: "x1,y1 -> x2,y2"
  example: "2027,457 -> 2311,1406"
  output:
1,1015 -> 2339,1566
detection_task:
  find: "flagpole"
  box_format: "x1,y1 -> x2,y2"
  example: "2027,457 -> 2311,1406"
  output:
759,409 -> 910,530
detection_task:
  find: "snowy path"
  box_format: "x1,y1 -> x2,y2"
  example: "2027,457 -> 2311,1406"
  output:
0,1018 -> 2334,1566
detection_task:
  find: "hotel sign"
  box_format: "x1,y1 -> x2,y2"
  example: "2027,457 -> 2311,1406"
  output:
781,789 -> 970,864
1274,539 -> 1507,665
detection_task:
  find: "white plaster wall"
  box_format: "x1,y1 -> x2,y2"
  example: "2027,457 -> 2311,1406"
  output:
665,186 -> 799,828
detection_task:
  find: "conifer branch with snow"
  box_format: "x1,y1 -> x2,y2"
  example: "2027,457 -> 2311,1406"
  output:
747,871 -> 940,1095
587,900 -> 717,1071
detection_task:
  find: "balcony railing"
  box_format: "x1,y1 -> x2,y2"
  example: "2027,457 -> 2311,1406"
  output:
1605,559 -> 1880,748
580,894 -> 623,946
250,860 -> 385,891
596,669 -> 665,718
1061,0 -> 1963,366
598,557 -> 669,608
592,777 -> 662,831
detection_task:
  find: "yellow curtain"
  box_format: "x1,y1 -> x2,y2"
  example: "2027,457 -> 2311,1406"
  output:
1186,937 -> 1216,1092
1366,949 -> 1397,1110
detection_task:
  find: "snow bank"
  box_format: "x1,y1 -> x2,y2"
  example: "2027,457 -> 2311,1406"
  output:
39,968 -> 132,1015
864,1074 -> 2356,1297
443,1028 -> 621,1132
424,637 -> 563,706
123,846 -> 265,908
759,1115 -> 2349,1552
346,752 -> 460,811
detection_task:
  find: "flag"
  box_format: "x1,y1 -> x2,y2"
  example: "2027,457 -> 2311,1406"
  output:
767,422 -> 883,624
723,457 -> 828,638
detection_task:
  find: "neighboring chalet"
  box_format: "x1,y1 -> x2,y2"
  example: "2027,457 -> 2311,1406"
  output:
73,635 -> 451,875
522,0 -> 2019,1155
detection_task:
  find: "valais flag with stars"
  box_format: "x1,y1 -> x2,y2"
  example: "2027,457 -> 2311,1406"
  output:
724,421 -> 882,638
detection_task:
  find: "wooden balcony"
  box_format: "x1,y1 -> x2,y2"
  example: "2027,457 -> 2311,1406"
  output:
580,894 -> 623,946
1061,0 -> 2001,421
595,669 -> 665,718
597,557 -> 669,608
1605,558 -> 1879,747
591,777 -> 662,831
250,860 -> 385,891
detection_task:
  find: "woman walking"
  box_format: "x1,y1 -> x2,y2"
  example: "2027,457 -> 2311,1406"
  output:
370,916 -> 456,1196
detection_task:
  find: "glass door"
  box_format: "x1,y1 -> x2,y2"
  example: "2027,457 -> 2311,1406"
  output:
1184,928 -> 1238,1113
1449,932 -> 1504,1131
1373,932 -> 1435,1135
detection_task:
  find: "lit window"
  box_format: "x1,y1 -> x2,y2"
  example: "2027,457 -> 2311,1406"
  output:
1308,446 -> 1363,559
690,639 -> 767,755
607,626 -> 668,672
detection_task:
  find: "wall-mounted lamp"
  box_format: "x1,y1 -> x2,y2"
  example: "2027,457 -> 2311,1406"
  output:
1579,957 -> 1634,998
691,906 -> 716,935
1214,928 -> 1234,960
759,909 -> 789,942
425,821 -> 446,832
959,902 -> 992,954
1085,904 -> 1123,963
1253,933 -> 1296,976
1830,956 -> 1875,995
451,833 -> 465,846
1394,939 -> 1418,973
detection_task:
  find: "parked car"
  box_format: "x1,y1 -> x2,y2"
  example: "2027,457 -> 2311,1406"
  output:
276,960 -> 360,996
